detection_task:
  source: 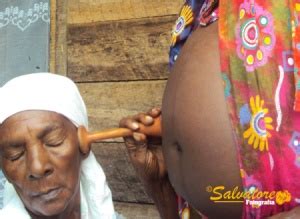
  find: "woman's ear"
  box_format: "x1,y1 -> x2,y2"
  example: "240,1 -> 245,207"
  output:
77,126 -> 91,157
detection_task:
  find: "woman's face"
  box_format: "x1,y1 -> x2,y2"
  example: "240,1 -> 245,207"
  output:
0,110 -> 82,217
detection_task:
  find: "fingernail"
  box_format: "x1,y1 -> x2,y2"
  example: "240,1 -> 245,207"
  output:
133,132 -> 141,141
145,116 -> 153,123
132,122 -> 139,130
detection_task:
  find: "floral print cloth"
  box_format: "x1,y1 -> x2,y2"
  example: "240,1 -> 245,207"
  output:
170,0 -> 300,218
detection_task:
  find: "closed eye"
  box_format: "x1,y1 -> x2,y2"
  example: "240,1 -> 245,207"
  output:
44,136 -> 66,147
5,150 -> 25,161
2,142 -> 25,161
42,127 -> 66,147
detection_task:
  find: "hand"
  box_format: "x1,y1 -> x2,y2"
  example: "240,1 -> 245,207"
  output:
119,107 -> 166,184
120,107 -> 179,219
267,207 -> 300,219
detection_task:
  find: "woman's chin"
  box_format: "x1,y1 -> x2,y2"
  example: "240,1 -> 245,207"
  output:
26,199 -> 69,217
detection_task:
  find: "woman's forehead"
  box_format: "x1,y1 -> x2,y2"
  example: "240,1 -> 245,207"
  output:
0,110 -> 68,132
1,110 -> 64,125
0,111 -> 73,146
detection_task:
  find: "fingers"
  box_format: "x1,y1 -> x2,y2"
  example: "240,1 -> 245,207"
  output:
120,112 -> 155,131
125,132 -> 147,153
119,116 -> 148,153
132,113 -> 154,126
133,132 -> 147,142
148,107 -> 161,118
119,107 -> 162,153
128,107 -> 161,127
119,117 -> 140,130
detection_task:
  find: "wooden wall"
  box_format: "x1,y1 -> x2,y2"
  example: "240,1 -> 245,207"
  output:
66,0 -> 183,203
50,0 -> 68,75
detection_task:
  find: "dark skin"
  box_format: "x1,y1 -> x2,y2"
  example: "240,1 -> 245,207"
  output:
120,22 -> 300,219
0,110 -> 90,219
121,22 -> 242,219
120,109 -> 179,219
162,21 -> 243,219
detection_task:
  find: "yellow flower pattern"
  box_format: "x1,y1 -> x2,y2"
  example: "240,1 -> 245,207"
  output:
171,5 -> 194,46
243,95 -> 274,151
275,190 -> 292,205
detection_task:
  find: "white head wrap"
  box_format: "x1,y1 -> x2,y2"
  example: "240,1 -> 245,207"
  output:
0,72 -> 88,128
0,73 -> 120,219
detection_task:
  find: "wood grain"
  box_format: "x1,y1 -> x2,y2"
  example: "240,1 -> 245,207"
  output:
92,142 -> 153,203
114,202 -> 160,219
50,0 -> 56,73
50,0 -> 68,75
68,0 -> 182,24
68,16 -> 175,82
66,0 -> 178,205
78,80 -> 166,140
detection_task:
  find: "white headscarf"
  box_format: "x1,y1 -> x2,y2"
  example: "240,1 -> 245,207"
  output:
0,72 -> 88,127
0,73 -> 119,219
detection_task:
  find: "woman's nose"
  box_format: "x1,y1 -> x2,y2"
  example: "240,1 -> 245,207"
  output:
27,143 -> 54,180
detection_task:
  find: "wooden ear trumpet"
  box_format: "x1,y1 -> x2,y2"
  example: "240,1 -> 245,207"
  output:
78,116 -> 162,149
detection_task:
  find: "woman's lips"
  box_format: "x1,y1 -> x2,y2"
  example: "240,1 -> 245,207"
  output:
32,187 -> 62,200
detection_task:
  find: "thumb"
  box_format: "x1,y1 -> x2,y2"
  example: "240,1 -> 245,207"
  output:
124,132 -> 148,156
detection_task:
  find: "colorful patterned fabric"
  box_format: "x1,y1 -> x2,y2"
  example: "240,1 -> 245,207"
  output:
291,1 -> 300,110
169,0 -> 218,67
170,0 -> 300,218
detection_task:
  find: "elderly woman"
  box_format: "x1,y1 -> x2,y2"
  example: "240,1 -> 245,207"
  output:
0,73 -> 118,219
120,0 -> 300,218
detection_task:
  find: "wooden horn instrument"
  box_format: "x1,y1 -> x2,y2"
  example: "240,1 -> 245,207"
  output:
78,116 -> 161,149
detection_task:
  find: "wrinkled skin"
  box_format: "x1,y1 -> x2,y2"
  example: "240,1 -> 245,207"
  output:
119,108 -> 180,219
119,108 -> 166,183
0,110 -> 86,219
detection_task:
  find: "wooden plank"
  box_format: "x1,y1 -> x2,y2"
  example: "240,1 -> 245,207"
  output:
68,0 -> 182,24
50,0 -> 56,73
68,16 -> 175,82
78,80 -> 166,139
114,202 -> 160,218
50,0 -> 68,75
92,142 -> 153,203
